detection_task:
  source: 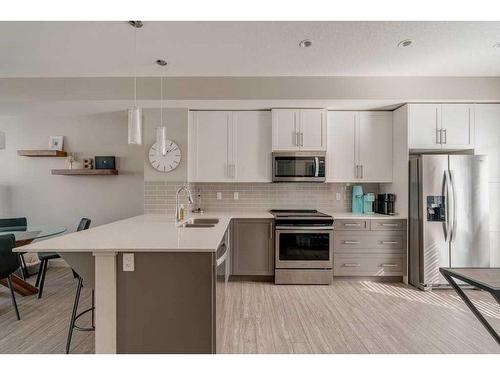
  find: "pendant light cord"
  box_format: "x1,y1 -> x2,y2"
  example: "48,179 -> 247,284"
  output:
133,26 -> 137,106
160,76 -> 163,125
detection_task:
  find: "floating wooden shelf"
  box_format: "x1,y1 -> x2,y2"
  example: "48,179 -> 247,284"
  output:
18,150 -> 67,157
51,169 -> 119,176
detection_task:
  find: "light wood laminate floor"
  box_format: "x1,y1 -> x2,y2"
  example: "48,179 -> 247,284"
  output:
1,267 -> 499,354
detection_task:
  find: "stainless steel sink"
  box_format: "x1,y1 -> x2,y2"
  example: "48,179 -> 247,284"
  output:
179,218 -> 219,228
182,223 -> 215,228
191,218 -> 219,224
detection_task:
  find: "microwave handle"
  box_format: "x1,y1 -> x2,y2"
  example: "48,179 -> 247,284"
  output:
314,157 -> 319,177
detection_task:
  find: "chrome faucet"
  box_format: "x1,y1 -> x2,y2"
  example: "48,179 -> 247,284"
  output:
175,184 -> 194,223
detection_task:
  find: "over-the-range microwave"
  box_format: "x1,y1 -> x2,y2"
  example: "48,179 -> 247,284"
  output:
272,151 -> 326,182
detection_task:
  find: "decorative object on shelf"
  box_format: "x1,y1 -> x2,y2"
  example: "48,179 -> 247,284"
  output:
127,21 -> 143,145
156,60 -> 168,156
83,158 -> 93,170
17,150 -> 67,157
148,140 -> 181,172
66,154 -> 75,169
48,136 -> 64,151
94,156 -> 116,170
52,169 -> 118,176
0,131 -> 5,150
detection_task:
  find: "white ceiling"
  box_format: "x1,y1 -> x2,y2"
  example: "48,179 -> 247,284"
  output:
1,21 -> 500,77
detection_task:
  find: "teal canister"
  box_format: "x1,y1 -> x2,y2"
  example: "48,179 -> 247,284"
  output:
351,185 -> 364,214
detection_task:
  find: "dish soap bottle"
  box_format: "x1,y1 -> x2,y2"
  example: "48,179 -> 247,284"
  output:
179,204 -> 185,221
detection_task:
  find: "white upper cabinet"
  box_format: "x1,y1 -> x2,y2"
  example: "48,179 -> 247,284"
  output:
358,112 -> 393,182
272,109 -> 326,151
327,112 -> 357,182
441,104 -> 474,149
189,111 -> 232,182
327,111 -> 393,183
271,109 -> 298,151
299,109 -> 327,150
189,110 -> 272,182
233,111 -> 272,182
408,103 -> 474,150
475,104 -> 500,181
408,104 -> 441,150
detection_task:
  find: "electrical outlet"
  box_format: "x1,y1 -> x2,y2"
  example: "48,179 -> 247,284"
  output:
233,192 -> 239,200
123,253 -> 134,272
336,193 -> 341,201
216,192 -> 222,200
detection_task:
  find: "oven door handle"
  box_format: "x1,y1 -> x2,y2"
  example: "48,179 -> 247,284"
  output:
314,157 -> 319,177
275,226 -> 334,230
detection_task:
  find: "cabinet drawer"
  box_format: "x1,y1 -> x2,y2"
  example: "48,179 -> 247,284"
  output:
335,232 -> 404,252
334,254 -> 404,276
335,220 -> 369,231
370,220 -> 405,231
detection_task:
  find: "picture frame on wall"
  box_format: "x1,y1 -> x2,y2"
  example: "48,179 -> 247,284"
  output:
48,135 -> 64,151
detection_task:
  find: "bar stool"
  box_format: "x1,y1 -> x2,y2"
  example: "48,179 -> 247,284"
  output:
0,217 -> 30,279
60,252 -> 95,354
35,218 -> 91,299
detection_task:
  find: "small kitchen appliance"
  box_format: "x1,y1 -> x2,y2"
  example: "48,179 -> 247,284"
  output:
375,193 -> 396,215
363,193 -> 375,215
272,151 -> 326,182
271,209 -> 334,285
351,185 -> 363,214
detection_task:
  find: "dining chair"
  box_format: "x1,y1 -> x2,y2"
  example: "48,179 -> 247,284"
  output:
0,234 -> 21,320
35,218 -> 91,299
0,217 -> 29,279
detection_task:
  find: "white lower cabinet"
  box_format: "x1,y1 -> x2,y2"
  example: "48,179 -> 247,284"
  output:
327,111 -> 393,183
189,110 -> 272,182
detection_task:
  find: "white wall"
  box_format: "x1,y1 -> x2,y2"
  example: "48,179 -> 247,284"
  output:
0,112 -> 144,232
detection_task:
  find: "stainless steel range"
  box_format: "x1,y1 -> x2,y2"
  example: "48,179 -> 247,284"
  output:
270,209 -> 334,285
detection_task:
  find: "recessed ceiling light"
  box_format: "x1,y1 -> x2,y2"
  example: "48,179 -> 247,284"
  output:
493,42 -> 500,48
128,21 -> 143,28
299,39 -> 313,48
156,59 -> 168,66
398,39 -> 413,48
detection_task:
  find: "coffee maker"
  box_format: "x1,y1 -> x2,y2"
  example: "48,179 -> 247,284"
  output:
375,194 -> 396,215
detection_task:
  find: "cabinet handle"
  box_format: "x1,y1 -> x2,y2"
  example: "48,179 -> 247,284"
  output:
381,241 -> 399,244
360,165 -> 363,179
343,240 -> 360,244
381,223 -> 398,227
436,128 -> 441,144
295,132 -> 299,146
343,263 -> 361,267
344,223 -> 362,227
300,132 -> 304,147
381,263 -> 398,267
442,128 -> 447,144
354,165 -> 358,178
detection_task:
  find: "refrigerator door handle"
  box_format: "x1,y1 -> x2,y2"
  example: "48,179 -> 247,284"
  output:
443,170 -> 452,243
449,170 -> 458,243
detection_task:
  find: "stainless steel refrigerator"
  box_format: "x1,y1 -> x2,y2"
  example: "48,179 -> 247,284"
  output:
409,154 -> 490,289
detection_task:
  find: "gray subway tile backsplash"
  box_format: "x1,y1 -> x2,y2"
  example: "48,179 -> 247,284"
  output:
144,182 -> 379,216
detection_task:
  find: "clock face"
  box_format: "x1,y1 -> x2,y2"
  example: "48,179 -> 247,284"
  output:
148,140 -> 181,172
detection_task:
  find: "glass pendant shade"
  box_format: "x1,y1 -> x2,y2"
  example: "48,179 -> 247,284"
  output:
128,106 -> 143,145
156,125 -> 168,156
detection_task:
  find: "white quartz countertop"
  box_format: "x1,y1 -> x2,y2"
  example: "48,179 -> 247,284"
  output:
15,210 -> 405,254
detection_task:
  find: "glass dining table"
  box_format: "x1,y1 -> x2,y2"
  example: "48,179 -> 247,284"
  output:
0,225 -> 67,295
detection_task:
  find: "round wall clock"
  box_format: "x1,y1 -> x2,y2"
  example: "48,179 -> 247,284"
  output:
148,140 -> 181,172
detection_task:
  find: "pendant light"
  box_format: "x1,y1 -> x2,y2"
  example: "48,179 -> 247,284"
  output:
127,21 -> 143,145
156,59 -> 168,156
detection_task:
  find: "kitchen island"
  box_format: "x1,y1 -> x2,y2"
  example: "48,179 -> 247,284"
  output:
16,211 -> 405,354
